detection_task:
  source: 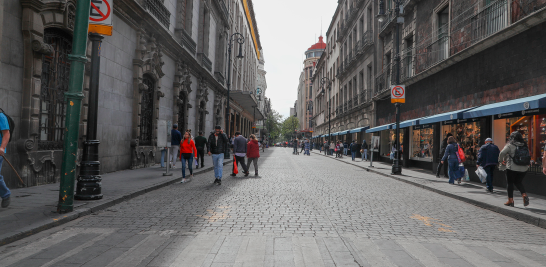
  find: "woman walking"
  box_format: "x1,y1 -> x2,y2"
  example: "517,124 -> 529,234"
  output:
499,131 -> 530,207
304,139 -> 310,156
179,131 -> 198,183
441,136 -> 462,185
247,134 -> 260,176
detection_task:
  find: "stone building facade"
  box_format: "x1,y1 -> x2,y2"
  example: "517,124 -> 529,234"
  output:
0,0 -> 267,188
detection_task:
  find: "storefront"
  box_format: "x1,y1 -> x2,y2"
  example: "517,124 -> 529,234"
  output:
411,124 -> 434,162
366,124 -> 393,162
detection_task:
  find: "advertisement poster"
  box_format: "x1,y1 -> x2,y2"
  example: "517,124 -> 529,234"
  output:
371,136 -> 380,152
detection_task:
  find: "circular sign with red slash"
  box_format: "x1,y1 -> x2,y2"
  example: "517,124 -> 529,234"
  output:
391,85 -> 405,98
90,0 -> 111,22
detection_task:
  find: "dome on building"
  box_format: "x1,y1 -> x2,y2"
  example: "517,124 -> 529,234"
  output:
308,36 -> 326,51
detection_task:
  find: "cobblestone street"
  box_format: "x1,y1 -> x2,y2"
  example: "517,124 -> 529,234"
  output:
2,148 -> 546,267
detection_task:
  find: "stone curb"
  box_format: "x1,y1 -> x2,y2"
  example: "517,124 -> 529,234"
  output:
0,159 -> 234,246
312,151 -> 546,230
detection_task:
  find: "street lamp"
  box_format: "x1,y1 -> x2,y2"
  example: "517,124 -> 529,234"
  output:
378,0 -> 403,175
225,32 -> 245,159
320,77 -> 331,152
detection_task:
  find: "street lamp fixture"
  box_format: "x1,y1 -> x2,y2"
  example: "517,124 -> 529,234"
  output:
225,33 -> 245,159
377,0 -> 386,23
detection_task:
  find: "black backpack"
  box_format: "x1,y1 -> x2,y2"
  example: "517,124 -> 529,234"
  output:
0,108 -> 14,142
511,144 -> 531,166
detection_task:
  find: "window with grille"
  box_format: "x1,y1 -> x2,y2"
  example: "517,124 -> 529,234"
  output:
39,28 -> 73,151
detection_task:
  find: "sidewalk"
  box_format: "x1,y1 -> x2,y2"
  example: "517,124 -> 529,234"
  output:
0,157 -> 233,246
312,150 -> 546,229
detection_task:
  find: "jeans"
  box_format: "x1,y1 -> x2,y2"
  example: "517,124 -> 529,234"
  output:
506,169 -> 527,198
196,149 -> 205,167
170,145 -> 180,166
212,153 -> 224,179
0,157 -> 11,199
247,157 -> 258,173
160,149 -> 167,167
351,152 -> 356,161
483,165 -> 495,191
181,157 -> 193,178
330,149 -> 334,155
344,148 -> 348,155
362,149 -> 368,160
447,159 -> 460,184
304,149 -> 310,155
233,156 -> 248,174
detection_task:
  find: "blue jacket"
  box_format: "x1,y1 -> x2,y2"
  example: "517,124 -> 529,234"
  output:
442,143 -> 459,162
171,130 -> 182,146
477,143 -> 500,167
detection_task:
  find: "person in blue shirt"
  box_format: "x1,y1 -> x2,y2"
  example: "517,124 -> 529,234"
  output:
0,112 -> 11,208
170,124 -> 182,168
441,136 -> 462,185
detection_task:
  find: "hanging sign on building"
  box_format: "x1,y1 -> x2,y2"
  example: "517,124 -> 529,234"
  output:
391,85 -> 405,103
89,0 -> 113,36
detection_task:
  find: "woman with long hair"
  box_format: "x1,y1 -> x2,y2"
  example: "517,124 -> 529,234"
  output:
441,136 -> 461,185
178,131 -> 198,183
499,131 -> 530,207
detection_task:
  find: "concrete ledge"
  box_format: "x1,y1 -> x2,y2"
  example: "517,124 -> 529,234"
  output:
0,159 -> 233,246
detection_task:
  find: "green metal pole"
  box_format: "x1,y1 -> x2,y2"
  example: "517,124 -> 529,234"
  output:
57,0 -> 91,213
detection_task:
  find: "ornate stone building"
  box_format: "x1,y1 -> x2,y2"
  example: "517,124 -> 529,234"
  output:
0,0 -> 267,188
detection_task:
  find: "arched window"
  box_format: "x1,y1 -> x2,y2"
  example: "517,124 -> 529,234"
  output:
139,74 -> 155,146
39,28 -> 73,150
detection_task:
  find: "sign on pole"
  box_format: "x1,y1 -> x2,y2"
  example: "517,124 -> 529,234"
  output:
390,85 -> 405,103
89,0 -> 113,36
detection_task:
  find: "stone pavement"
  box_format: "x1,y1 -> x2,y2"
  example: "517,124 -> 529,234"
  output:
311,149 -> 546,229
2,147 -> 546,266
0,156 -> 234,246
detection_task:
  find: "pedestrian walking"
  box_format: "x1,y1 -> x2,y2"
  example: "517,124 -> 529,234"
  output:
0,110 -> 12,208
231,132 -> 249,177
194,131 -> 208,169
499,131 -> 530,207
207,126 -> 229,185
336,141 -> 343,158
441,136 -> 464,185
350,140 -> 358,161
343,142 -> 349,156
247,134 -> 260,176
329,142 -> 335,156
179,131 -> 197,183
261,139 -> 265,153
361,140 -> 369,161
293,139 -> 298,155
170,124 -> 182,169
300,141 -> 305,154
436,133 -> 452,178
476,137 -> 500,193
304,139 -> 310,155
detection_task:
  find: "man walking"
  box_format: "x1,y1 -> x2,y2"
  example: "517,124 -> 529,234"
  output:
477,137 -> 500,193
361,139 -> 369,161
207,126 -> 229,185
194,131 -> 208,169
343,141 -> 349,156
0,111 -> 11,208
231,131 -> 249,177
436,133 -> 452,178
170,124 -> 182,169
350,140 -> 358,161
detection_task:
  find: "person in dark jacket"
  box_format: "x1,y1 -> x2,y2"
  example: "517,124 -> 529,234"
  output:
194,131 -> 208,169
436,133 -> 453,178
231,132 -> 249,177
441,136 -> 461,185
207,126 -> 229,185
477,137 -> 500,192
349,140 -> 359,161
170,125 -> 182,169
361,140 -> 369,161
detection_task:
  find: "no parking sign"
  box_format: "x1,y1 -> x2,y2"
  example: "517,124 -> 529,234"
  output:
89,0 -> 113,36
391,85 -> 405,103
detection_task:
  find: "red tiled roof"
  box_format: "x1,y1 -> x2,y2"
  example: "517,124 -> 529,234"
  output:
308,36 -> 326,50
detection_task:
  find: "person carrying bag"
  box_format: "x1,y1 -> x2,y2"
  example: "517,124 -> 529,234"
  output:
499,131 -> 531,207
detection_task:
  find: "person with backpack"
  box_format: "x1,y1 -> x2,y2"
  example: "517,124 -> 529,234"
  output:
499,131 -> 530,207
477,137 -> 500,193
0,109 -> 12,208
441,136 -> 463,185
361,140 -> 368,161
436,133 -> 453,178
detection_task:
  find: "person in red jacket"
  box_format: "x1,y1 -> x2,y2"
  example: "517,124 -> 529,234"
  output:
246,134 -> 260,176
179,131 -> 197,183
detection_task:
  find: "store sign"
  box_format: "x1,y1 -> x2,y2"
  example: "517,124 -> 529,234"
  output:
442,117 -> 481,125
413,124 -> 433,130
89,0 -> 113,36
495,108 -> 546,119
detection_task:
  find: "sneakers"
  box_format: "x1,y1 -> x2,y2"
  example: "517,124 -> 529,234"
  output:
214,178 -> 222,185
244,172 -> 249,177
1,196 -> 10,208
230,173 -> 237,177
180,178 -> 188,183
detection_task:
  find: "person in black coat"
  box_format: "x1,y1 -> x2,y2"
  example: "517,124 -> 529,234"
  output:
436,133 -> 453,178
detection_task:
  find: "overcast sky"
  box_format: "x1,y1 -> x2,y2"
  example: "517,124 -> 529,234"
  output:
252,1 -> 338,119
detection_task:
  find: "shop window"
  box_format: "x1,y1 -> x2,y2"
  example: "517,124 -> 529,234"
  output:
412,126 -> 434,161
442,121 -> 481,165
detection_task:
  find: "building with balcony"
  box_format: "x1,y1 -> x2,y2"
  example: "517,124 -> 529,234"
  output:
0,0 -> 268,188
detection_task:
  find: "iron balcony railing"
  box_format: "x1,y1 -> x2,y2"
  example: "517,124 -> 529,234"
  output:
353,94 -> 359,106
344,102 -> 348,112
375,63 -> 393,97
400,46 -> 415,82
348,99 -> 353,110
471,0 -> 508,44
414,36 -> 449,74
143,0 -> 171,28
379,9 -> 395,34
511,0 -> 546,23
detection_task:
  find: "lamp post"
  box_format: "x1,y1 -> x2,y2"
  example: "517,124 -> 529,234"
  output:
377,0 -> 403,175
320,77 -> 331,152
225,33 -> 245,159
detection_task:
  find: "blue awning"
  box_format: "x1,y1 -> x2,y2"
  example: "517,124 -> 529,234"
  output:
391,119 -> 420,129
366,124 -> 393,133
340,130 -> 350,135
418,108 -> 476,125
349,126 -> 370,133
463,93 -> 546,119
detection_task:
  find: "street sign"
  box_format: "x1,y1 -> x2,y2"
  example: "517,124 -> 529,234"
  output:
89,0 -> 113,36
391,85 -> 405,103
